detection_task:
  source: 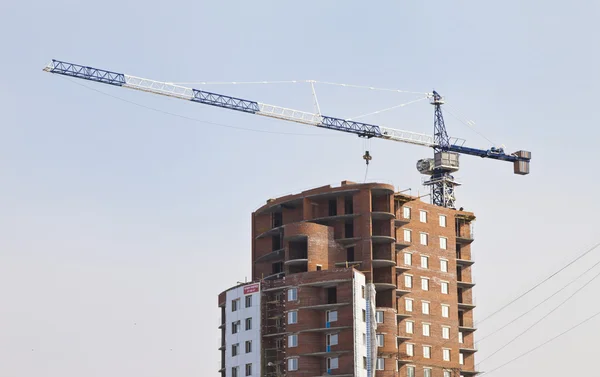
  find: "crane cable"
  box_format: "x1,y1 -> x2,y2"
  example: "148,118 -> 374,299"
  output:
168,79 -> 429,95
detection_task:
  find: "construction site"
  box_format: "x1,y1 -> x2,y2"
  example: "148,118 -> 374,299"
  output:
40,59 -> 536,377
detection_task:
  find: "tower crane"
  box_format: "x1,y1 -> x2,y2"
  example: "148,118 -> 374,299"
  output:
42,59 -> 531,208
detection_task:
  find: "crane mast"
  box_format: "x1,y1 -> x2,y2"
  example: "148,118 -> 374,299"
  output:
43,59 -> 531,208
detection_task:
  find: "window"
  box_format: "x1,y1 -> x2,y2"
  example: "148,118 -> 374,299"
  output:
443,349 -> 451,362
316,264 -> 322,271
406,321 -> 414,334
421,278 -> 429,291
458,331 -> 464,343
440,259 -> 448,272
288,311 -> 297,324
232,298 -> 240,312
232,321 -> 240,334
404,275 -> 413,288
441,282 -> 449,294
245,317 -> 252,330
404,252 -> 412,265
376,334 -> 384,347
440,237 -> 447,250
363,356 -> 367,369
362,309 -> 366,322
288,334 -> 298,347
442,326 -> 450,339
422,301 -> 430,315
245,363 -> 252,376
245,295 -> 252,308
327,333 -> 338,346
459,352 -> 464,365
423,346 -> 431,359
422,323 -> 430,337
441,304 -> 450,318
439,215 -> 447,227
361,285 -> 365,298
424,368 -> 432,377
376,358 -> 384,370
362,333 -> 366,344
405,299 -> 413,312
403,207 -> 411,219
288,358 -> 298,371
245,340 -> 252,353
232,366 -> 239,377
407,366 -> 415,377
421,256 -> 429,269
288,288 -> 298,301
232,343 -> 239,357
327,310 -> 338,323
420,233 -> 428,245
327,357 -> 339,370
404,229 -> 412,242
420,210 -> 427,223
444,371 -> 452,377
376,311 -> 384,323
406,343 -> 414,356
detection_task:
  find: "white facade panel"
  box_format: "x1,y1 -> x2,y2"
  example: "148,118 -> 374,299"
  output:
225,283 -> 262,377
353,270 -> 367,377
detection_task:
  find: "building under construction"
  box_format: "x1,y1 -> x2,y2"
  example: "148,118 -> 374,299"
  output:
218,180 -> 478,377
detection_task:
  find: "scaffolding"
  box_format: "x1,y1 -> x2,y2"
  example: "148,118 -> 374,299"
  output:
261,279 -> 288,377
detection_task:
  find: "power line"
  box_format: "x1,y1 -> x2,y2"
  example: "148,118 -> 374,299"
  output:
404,241 -> 600,366
476,241 -> 600,325
481,309 -> 600,376
477,257 -> 600,344
477,266 -> 600,366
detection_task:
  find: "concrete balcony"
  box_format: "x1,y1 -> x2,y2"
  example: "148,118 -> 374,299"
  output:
334,261 -> 363,268
458,302 -> 476,311
456,234 -> 474,245
460,346 -> 478,354
371,235 -> 396,244
458,281 -> 476,289
459,370 -> 481,376
395,265 -> 411,273
396,313 -> 412,320
300,349 -> 351,357
284,258 -> 308,266
396,335 -> 412,342
396,289 -> 411,297
299,302 -> 351,311
459,325 -> 477,333
371,211 -> 395,220
456,258 -> 475,267
395,240 -> 411,251
256,225 -> 284,239
372,259 -> 397,268
309,213 -> 360,225
373,282 -> 397,291
336,236 -> 362,245
394,218 -> 410,227
254,248 -> 284,263
298,326 -> 352,333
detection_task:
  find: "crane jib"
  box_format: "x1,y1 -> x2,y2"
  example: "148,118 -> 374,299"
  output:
320,116 -> 383,138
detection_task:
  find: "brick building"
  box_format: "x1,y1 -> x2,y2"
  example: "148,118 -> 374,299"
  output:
219,181 -> 478,377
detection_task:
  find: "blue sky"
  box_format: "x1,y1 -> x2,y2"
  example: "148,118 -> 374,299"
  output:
1,1 -> 599,376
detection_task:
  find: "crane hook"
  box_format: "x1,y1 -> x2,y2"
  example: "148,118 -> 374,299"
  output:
363,151 -> 372,165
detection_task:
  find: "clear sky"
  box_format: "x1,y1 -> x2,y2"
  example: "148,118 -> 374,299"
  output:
1,1 -> 599,376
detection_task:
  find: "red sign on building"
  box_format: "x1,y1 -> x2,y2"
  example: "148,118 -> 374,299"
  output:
243,284 -> 259,294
